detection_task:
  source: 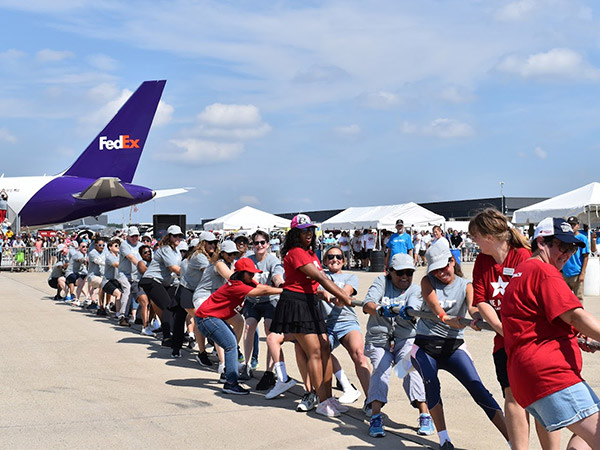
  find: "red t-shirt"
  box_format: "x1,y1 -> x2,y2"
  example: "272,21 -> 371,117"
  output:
503,258 -> 584,408
472,247 -> 531,353
282,247 -> 322,294
195,279 -> 257,320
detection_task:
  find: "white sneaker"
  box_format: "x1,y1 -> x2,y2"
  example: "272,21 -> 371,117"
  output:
297,391 -> 318,412
315,398 -> 340,418
265,377 -> 296,399
330,397 -> 349,413
140,327 -> 154,336
149,318 -> 161,331
338,386 -> 361,404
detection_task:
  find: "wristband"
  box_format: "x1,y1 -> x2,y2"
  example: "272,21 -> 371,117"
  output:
438,312 -> 447,320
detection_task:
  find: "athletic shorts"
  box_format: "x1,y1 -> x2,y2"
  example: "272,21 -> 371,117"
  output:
87,275 -> 102,289
66,272 -> 86,284
364,249 -> 373,258
493,348 -> 510,394
177,286 -> 195,310
48,278 -> 59,289
102,279 -> 122,296
418,250 -> 426,257
526,382 -> 600,432
130,280 -> 145,300
327,320 -> 361,350
242,301 -> 276,322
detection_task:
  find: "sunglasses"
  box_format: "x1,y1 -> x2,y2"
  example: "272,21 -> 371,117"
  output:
97,243 -> 105,247
326,254 -> 343,261
253,240 -> 267,246
391,269 -> 414,277
555,240 -> 578,255
80,246 -> 88,248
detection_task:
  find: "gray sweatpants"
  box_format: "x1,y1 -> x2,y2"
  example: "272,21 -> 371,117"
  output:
365,339 -> 426,406
117,274 -> 131,318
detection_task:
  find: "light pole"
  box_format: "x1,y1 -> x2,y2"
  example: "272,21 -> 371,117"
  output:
500,181 -> 505,214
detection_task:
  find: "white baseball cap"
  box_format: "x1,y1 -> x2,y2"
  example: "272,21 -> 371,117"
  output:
177,241 -> 189,252
220,240 -> 239,254
167,225 -> 184,237
389,253 -> 415,271
200,231 -> 218,242
425,239 -> 452,274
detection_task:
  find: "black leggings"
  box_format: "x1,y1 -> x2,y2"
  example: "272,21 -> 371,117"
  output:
139,278 -> 187,350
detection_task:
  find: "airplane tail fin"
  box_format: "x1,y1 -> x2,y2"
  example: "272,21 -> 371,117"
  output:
63,80 -> 166,183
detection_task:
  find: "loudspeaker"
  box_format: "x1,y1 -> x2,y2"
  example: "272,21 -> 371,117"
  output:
153,214 -> 186,239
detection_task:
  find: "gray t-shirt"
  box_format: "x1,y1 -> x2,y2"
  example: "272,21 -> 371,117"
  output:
119,239 -> 142,281
408,274 -> 470,340
66,250 -> 87,277
181,253 -> 210,290
320,271 -> 359,324
49,261 -> 65,280
103,253 -> 120,282
193,260 -> 230,302
142,246 -> 181,286
87,248 -> 105,277
363,275 -> 421,347
246,253 -> 284,305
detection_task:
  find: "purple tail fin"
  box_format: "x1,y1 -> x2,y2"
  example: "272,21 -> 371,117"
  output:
63,80 -> 166,183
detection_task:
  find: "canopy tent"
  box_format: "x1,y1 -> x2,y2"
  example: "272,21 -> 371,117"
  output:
512,182 -> 600,225
321,202 -> 445,231
203,206 -> 291,231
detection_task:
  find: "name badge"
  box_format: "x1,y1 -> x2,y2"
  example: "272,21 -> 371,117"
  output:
503,267 -> 515,276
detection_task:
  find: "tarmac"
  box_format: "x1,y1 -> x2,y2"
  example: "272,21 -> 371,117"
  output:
1,265 -> 600,450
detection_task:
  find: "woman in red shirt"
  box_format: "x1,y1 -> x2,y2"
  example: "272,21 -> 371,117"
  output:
195,258 -> 282,395
270,214 -> 353,417
469,209 -> 559,450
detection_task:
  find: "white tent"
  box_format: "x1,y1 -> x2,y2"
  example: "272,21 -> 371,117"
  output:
203,206 -> 291,231
321,202 -> 445,230
512,182 -> 600,224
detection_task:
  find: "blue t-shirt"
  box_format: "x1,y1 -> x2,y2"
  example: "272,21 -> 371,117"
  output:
386,232 -> 414,259
562,233 -> 589,278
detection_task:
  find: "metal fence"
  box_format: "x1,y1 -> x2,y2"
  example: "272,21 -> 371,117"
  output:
0,246 -> 59,272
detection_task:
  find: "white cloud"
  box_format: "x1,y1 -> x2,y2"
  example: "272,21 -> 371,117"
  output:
197,103 -> 262,127
334,124 -> 361,139
0,49 -> 26,61
497,48 -> 600,80
361,91 -> 402,109
86,53 -> 117,71
240,195 -> 260,205
0,128 -> 17,143
154,100 -> 174,127
293,64 -> 350,84
160,139 -> 244,164
533,146 -> 547,159
495,0 -> 538,21
401,118 -> 474,138
439,86 -> 475,103
36,49 -> 74,63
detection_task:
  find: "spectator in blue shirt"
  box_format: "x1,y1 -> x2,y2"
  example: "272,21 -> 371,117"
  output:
384,219 -> 414,268
561,216 -> 589,302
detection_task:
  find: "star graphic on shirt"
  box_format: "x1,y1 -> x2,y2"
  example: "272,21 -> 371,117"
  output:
490,276 -> 509,297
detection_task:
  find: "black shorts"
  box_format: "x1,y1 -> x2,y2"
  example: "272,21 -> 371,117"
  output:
48,278 -> 59,289
493,348 -> 510,395
364,249 -> 372,258
66,272 -> 85,284
270,290 -> 327,335
242,301 -> 276,322
418,250 -> 426,257
102,279 -> 122,296
177,285 -> 195,310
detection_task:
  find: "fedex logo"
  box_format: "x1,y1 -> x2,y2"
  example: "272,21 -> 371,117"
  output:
99,135 -> 140,150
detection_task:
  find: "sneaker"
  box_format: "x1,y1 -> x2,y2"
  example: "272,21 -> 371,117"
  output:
161,338 -> 173,347
195,351 -> 212,367
140,327 -> 155,336
134,317 -> 143,325
119,316 -> 131,327
65,294 -> 73,301
187,335 -> 196,349
171,349 -> 181,358
96,308 -> 108,317
250,356 -> 259,371
71,300 -> 83,307
362,400 -> 373,418
315,398 -> 340,418
238,364 -> 252,381
265,377 -> 297,399
330,397 -> 349,413
86,302 -> 99,310
369,414 -> 385,437
255,371 -> 276,391
108,303 -> 116,312
338,384 -> 361,404
222,383 -> 249,395
417,413 -> 435,436
440,442 -> 455,450
219,370 -> 227,383
297,391 -> 318,412
53,294 -> 62,300
149,318 -> 161,332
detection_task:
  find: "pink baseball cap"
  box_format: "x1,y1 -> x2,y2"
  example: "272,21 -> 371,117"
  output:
291,214 -> 316,229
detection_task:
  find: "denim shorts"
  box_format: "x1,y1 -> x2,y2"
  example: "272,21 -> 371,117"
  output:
526,382 -> 600,431
242,301 -> 276,322
327,320 -> 361,350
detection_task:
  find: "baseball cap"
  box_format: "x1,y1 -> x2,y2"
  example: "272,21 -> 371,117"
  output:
396,219 -> 404,226
291,214 -> 316,229
128,226 -> 140,236
389,253 -> 415,271
220,240 -> 239,254
189,238 -> 199,248
567,216 -> 580,225
426,239 -> 452,274
199,231 -> 218,242
533,217 -> 586,247
177,241 -> 189,252
233,232 -> 249,243
234,258 -> 262,274
167,225 -> 184,237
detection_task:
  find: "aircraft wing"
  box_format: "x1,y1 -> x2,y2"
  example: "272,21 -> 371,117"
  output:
152,188 -> 191,199
74,177 -> 134,200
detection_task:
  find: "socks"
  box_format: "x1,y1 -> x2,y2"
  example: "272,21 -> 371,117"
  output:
274,362 -> 288,382
438,430 -> 450,444
335,369 -> 352,392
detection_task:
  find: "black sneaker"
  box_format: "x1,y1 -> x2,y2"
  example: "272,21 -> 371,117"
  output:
53,294 -> 62,300
108,303 -> 116,312
195,351 -> 212,367
219,370 -> 227,383
238,364 -> 252,381
171,349 -> 181,358
256,371 -> 276,391
119,316 -> 130,327
96,308 -> 107,316
134,317 -> 143,325
222,383 -> 249,395
161,337 -> 173,347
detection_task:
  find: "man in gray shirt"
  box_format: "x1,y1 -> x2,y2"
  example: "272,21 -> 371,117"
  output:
117,226 -> 142,326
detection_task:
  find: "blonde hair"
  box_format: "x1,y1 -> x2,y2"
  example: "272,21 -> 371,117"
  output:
469,208 -> 530,250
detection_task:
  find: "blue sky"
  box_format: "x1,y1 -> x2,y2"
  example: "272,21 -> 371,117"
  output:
1,0 -> 600,224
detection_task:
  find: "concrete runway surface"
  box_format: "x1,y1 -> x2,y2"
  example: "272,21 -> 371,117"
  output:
1,264 -> 599,450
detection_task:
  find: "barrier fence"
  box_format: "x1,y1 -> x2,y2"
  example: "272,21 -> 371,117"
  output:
0,246 -> 59,272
